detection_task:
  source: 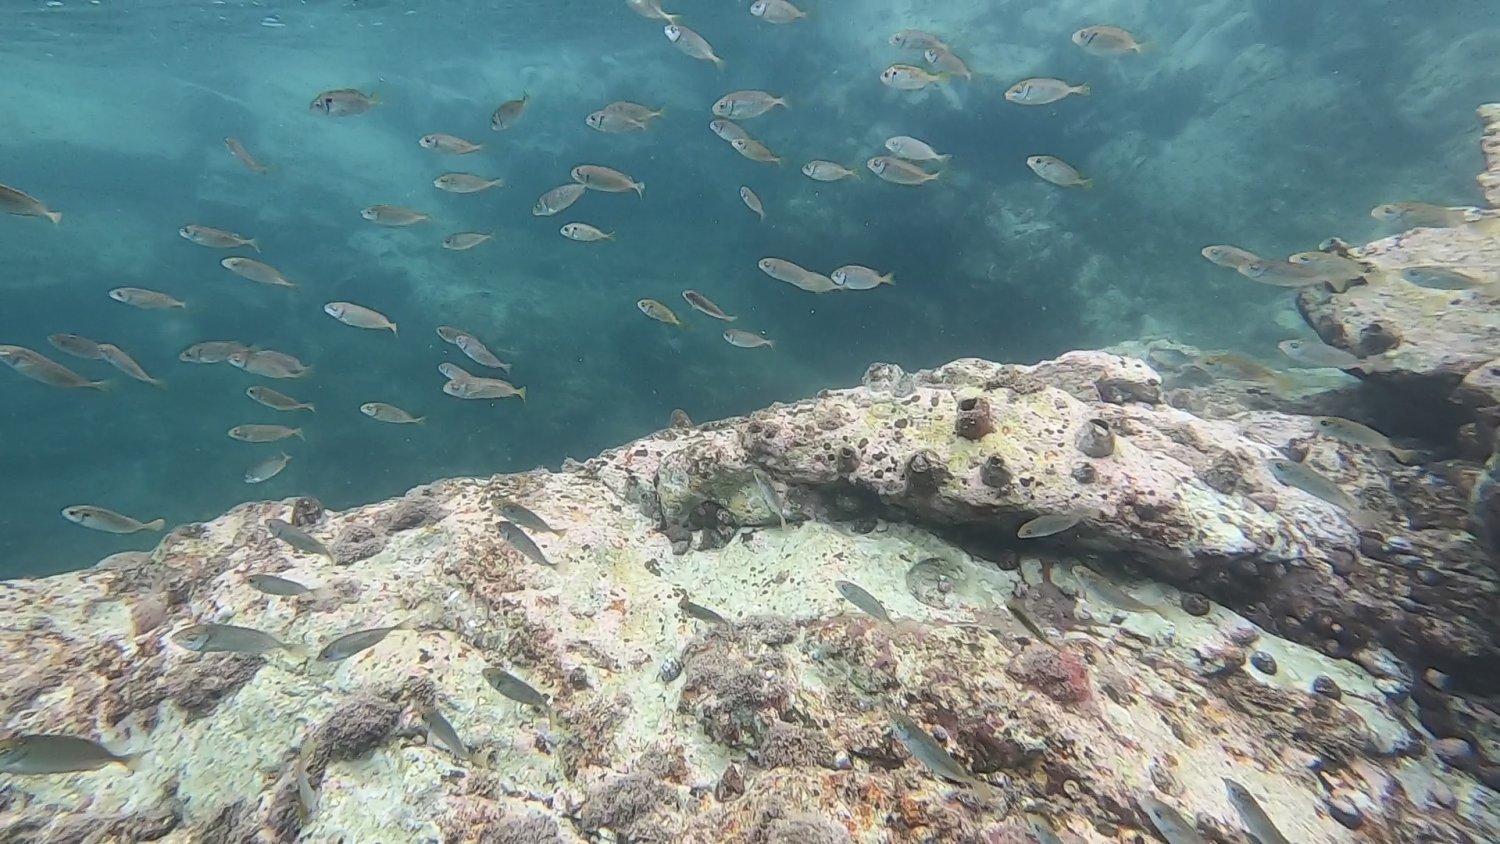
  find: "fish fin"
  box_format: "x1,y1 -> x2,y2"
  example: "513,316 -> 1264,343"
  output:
249,239 -> 261,252
711,56 -> 726,71
765,339 -> 776,349
304,404 -> 316,413
368,91 -> 382,105
116,751 -> 143,772
605,232 -> 616,241
148,378 -> 167,390
282,642 -> 310,660
1074,83 -> 1091,95
1393,447 -> 1421,464
633,182 -> 646,198
393,619 -> 418,632
46,211 -> 62,225
293,429 -> 305,440
389,324 -> 399,336
1079,178 -> 1094,189
881,273 -> 896,286
774,97 -> 788,110
517,387 -> 527,403
87,380 -> 112,392
726,315 -> 739,322
144,519 -> 166,531
414,417 -> 427,425
936,154 -> 952,164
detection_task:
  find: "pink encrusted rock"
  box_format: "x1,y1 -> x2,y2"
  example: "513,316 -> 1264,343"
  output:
1006,644 -> 1092,705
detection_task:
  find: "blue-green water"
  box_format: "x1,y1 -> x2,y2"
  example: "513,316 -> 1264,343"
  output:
1,0 -> 1495,575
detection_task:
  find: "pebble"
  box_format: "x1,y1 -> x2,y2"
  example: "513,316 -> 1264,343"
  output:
1227,625 -> 1261,647
1250,651 -> 1278,675
1423,668 -> 1451,690
1432,737 -> 1476,768
1381,535 -> 1416,555
658,656 -> 683,683
1180,592 -> 1210,616
1312,675 -> 1343,700
1326,793 -> 1364,830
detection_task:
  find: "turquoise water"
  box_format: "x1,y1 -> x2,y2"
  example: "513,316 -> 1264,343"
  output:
1,0 -> 1495,574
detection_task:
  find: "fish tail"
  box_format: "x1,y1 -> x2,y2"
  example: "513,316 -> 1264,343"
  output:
765,339 -> 776,349
881,273 -> 896,286
936,153 -> 952,163
605,232 -> 616,241
249,239 -> 261,252
144,518 -> 166,531
388,323 -> 399,336
394,619 -> 418,632
517,387 -> 527,403
633,181 -> 645,197
1075,83 -> 1092,95
414,417 -> 427,425
1393,447 -> 1421,464
304,404 -> 316,414
87,380 -> 112,392
1079,178 -> 1094,189
726,314 -> 739,322
46,210 -> 62,225
149,377 -> 168,390
711,56 -> 726,71
293,429 -> 305,441
971,778 -> 998,803
1133,41 -> 1153,53
282,641 -> 310,660
775,97 -> 789,110
924,170 -> 942,182
116,751 -> 143,772
368,91 -> 382,105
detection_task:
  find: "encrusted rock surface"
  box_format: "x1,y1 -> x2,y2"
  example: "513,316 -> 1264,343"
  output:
1,345 -> 1497,842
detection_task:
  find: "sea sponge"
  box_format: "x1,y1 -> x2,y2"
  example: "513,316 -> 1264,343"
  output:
578,771 -> 680,839
1005,644 -> 1093,705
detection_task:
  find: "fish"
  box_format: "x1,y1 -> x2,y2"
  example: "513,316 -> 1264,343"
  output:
316,620 -> 415,662
97,343 -> 164,388
1287,252 -> 1366,280
1018,511 -> 1087,538
62,505 -> 164,534
637,298 -> 684,327
455,334 -> 511,370
324,301 -> 398,335
664,24 -> 725,69
889,711 -> 995,800
532,183 -> 587,216
361,205 -> 429,226
758,258 -> 837,293
1005,78 -> 1090,105
443,376 -> 526,401
1073,25 -> 1147,55
867,156 -> 939,185
498,521 -> 553,567
560,222 -> 614,242
247,574 -> 322,598
1313,417 -> 1419,462
602,101 -> 665,123
0,346 -> 107,390
831,265 -> 894,290
752,468 -> 787,528
681,597 -> 730,626
229,349 -> 311,379
1139,796 -> 1207,844
482,667 -> 551,712
1237,259 -> 1329,287
173,623 -> 306,657
682,290 -> 736,321
1072,566 -> 1161,616
221,257 -> 295,288
245,452 -> 292,484
247,386 -> 315,413
1201,245 -> 1263,269
423,709 -> 468,761
180,224 -> 258,251
586,110 -> 648,133
1027,155 -> 1092,188
924,47 -> 972,80
1223,779 -> 1291,844
1268,458 -> 1377,527
442,232 -> 493,251
885,136 -> 950,163
1198,353 -> 1294,389
670,409 -> 694,428
229,424 -> 303,443
266,518 -> 334,560
890,29 -> 947,50
1399,265 -> 1488,289
498,502 -> 562,535
724,328 -> 774,349
1276,339 -> 1366,370
835,581 -> 892,624
1371,202 -> 1471,228
739,186 -> 765,220
749,0 -> 806,23
802,160 -> 859,181
433,173 -> 503,193
361,402 -> 424,424
47,333 -> 104,360
181,341 -> 250,364
109,287 -> 185,309
224,137 -> 268,173
571,164 -> 645,196
709,119 -> 751,143
1005,600 -> 1058,649
491,93 -> 529,131
0,183 -> 62,224
309,88 -> 378,116
419,133 -> 483,154
712,90 -> 787,119
731,137 -> 781,164
0,735 -> 137,775
880,64 -> 947,90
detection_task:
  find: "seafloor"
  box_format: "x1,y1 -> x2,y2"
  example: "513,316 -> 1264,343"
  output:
1,107 -> 1499,843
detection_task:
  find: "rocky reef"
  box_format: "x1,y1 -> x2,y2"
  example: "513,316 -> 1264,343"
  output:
4,110 -> 1500,844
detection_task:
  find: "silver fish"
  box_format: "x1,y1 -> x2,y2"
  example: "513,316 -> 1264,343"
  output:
680,598 -> 729,626
248,574 -> 320,597
1017,512 -> 1086,538
309,88 -> 378,116
1139,796 -> 1207,844
1201,244 -> 1262,269
482,667 -> 551,712
0,735 -> 136,775
267,518 -> 334,560
245,452 -> 291,484
498,521 -> 552,566
98,343 -> 164,389
835,581 -> 892,624
1072,566 -> 1161,616
248,386 -> 315,413
532,183 -> 586,216
752,468 -> 787,528
0,346 -> 108,390
62,505 -> 164,534
423,709 -> 468,761
739,186 -> 765,220
1006,600 -> 1057,649
890,711 -> 995,799
498,502 -> 561,535
1276,339 -> 1366,370
47,333 -> 105,360
682,290 -> 736,321
491,93 -> 529,131
316,621 -> 414,662
181,341 -> 250,364
1268,458 -> 1376,528
455,333 -> 511,370
1238,259 -> 1330,288
1312,417 -> 1419,463
172,623 -> 305,657
1223,779 -> 1291,844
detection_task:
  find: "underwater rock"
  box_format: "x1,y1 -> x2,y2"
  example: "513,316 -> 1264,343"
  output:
1074,418 -> 1116,458
954,395 -> 995,440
